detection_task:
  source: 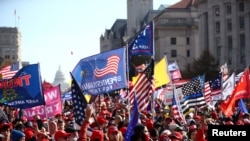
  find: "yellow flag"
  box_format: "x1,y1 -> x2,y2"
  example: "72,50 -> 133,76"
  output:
84,94 -> 91,103
154,56 -> 170,88
132,75 -> 139,86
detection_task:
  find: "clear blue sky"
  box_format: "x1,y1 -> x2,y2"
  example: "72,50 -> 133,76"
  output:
0,0 -> 179,83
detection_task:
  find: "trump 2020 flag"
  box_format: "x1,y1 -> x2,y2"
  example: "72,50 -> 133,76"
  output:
128,21 -> 154,56
0,64 -> 45,109
72,48 -> 127,95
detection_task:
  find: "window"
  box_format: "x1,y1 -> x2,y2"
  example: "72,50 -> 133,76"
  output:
215,22 -> 220,33
215,37 -> 220,47
216,37 -> 221,62
227,36 -> 232,65
171,37 -> 176,45
171,50 -> 177,57
214,6 -> 220,16
227,19 -> 232,31
239,17 -> 245,29
186,50 -> 190,57
186,37 -> 190,45
239,2 -> 244,12
4,55 -> 10,59
240,34 -> 245,64
226,4 -> 232,15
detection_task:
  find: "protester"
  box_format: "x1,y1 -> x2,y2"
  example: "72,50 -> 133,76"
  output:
11,129 -> 25,141
130,124 -> 150,141
0,121 -> 11,141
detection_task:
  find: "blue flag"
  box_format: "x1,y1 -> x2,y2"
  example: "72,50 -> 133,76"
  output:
146,99 -> 152,112
72,48 -> 127,95
128,21 -> 154,56
0,64 -> 45,109
238,99 -> 248,114
125,94 -> 139,141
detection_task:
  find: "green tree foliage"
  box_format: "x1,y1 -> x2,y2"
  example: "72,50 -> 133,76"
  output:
182,48 -> 220,81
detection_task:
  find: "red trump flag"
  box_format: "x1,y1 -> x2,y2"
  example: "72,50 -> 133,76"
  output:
220,68 -> 250,117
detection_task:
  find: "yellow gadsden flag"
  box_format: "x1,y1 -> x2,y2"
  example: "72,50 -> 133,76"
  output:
154,56 -> 170,88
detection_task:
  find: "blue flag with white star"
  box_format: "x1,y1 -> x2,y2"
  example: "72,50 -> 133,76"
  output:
128,21 -> 154,56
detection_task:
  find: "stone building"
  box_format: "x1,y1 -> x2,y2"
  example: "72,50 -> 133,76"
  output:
100,0 -> 198,71
194,0 -> 250,73
154,0 -> 198,69
0,27 -> 22,67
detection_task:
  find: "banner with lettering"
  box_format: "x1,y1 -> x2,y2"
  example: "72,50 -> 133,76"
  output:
72,48 -> 127,95
0,64 -> 45,109
128,21 -> 154,56
23,85 -> 62,120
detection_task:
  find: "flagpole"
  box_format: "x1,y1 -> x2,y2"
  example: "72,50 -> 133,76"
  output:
125,42 -> 131,121
151,20 -> 155,121
14,9 -> 16,27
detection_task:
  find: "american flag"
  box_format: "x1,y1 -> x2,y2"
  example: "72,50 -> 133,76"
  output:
204,82 -> 212,103
181,77 -> 206,114
0,62 -> 19,79
70,74 -> 88,126
204,74 -> 222,105
94,55 -> 120,78
127,59 -> 154,111
209,73 -> 222,96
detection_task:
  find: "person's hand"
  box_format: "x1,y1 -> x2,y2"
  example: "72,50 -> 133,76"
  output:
85,105 -> 93,120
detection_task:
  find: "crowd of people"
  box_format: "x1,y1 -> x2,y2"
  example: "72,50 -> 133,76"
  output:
0,95 -> 250,141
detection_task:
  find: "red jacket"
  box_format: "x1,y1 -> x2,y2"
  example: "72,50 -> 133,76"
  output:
196,128 -> 207,141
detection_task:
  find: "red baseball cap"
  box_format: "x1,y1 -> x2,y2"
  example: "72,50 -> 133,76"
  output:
169,132 -> 183,140
97,116 -> 108,125
91,130 -> 104,141
119,126 -> 127,135
0,122 -> 11,129
54,130 -> 71,140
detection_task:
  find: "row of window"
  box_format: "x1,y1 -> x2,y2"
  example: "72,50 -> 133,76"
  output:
215,16 -> 245,33
170,49 -> 190,58
170,37 -> 190,45
4,55 -> 16,60
215,34 -> 245,65
214,1 -> 245,17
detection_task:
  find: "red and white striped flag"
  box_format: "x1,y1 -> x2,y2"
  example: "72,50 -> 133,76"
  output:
0,62 -> 19,79
204,82 -> 212,104
127,59 -> 154,111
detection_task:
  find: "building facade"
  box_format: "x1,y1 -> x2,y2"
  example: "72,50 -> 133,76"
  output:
100,0 -> 198,71
194,0 -> 250,73
0,27 -> 22,67
154,1 -> 198,70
